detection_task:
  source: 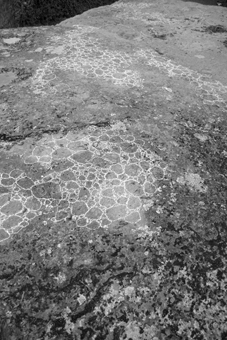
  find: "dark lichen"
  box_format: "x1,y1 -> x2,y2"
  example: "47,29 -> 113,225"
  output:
1,108 -> 227,339
204,25 -> 227,34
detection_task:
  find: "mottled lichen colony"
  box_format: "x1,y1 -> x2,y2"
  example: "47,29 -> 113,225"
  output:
31,22 -> 227,109
0,122 -> 169,242
32,24 -> 143,92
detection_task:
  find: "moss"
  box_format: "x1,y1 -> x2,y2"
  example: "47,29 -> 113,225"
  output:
0,0 -> 119,28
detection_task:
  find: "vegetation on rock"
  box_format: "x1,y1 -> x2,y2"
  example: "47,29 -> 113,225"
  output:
0,0 -> 118,28
1,109 -> 227,339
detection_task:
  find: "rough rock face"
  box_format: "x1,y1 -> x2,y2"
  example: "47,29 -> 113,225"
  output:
0,1 -> 227,339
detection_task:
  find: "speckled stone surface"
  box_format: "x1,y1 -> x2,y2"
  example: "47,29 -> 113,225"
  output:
0,0 -> 227,339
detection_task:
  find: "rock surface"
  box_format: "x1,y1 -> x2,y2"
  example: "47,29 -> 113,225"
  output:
0,1 -> 227,339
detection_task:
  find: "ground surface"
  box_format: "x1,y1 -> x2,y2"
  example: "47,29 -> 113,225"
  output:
0,0 -> 227,339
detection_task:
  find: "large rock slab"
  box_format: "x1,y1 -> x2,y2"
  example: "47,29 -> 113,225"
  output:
0,1 -> 227,339
0,0 -> 226,141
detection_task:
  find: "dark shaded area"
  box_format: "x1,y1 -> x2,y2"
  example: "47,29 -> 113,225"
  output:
0,0 -> 119,29
204,25 -> 227,33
